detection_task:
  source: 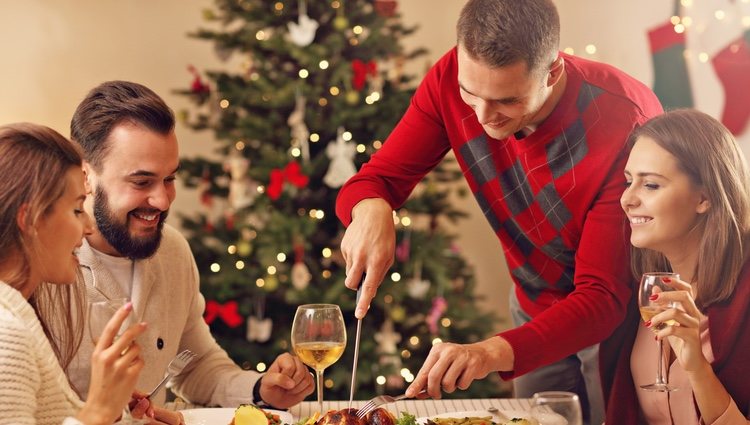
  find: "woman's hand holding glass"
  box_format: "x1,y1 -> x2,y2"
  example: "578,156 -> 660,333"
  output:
648,275 -> 708,374
80,300 -> 147,425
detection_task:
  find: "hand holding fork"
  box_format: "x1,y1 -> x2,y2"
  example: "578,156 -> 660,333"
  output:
145,349 -> 197,399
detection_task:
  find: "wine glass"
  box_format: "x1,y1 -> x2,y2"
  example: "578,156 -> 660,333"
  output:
638,272 -> 679,392
87,298 -> 146,425
291,304 -> 347,413
530,391 -> 582,425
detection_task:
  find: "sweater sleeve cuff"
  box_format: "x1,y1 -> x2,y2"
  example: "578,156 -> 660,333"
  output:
335,188 -> 395,226
496,326 -> 544,379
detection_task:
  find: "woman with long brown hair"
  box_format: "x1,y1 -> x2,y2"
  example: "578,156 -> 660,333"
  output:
605,109 -> 750,423
0,123 -> 146,424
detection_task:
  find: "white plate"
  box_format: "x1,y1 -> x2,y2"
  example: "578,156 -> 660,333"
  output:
417,410 -> 533,425
181,407 -> 294,425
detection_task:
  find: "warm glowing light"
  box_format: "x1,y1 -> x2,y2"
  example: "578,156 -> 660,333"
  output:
267,265 -> 277,275
256,278 -> 265,287
322,248 -> 332,258
441,318 -> 452,327
318,98 -> 328,106
315,210 -> 325,219
384,294 -> 393,303
257,185 -> 265,194
310,133 -> 320,142
257,362 -> 267,372
376,376 -> 386,385
682,16 -> 693,27
409,336 -> 420,346
342,131 -> 353,141
277,253 -> 287,262
670,15 -> 681,25
373,140 -> 383,149
319,60 -> 329,69
391,272 -> 401,282
228,245 -> 237,254
715,9 -> 726,20
274,2 -> 284,10
356,144 -> 366,153
256,30 -> 266,40
432,338 -> 443,345
698,52 -> 709,63
325,379 -> 334,388
211,263 -> 221,272
322,270 -> 332,278
236,260 -> 245,270
563,47 -> 575,55
674,24 -> 685,33
235,141 -> 245,150
330,86 -> 340,96
291,147 -> 301,157
401,217 -> 412,227
332,1 -> 341,8
401,349 -> 411,358
585,44 -> 597,54
299,69 -> 309,78
353,25 -> 364,35
220,99 -> 230,109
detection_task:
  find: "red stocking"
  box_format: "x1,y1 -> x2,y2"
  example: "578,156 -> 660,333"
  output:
712,32 -> 750,135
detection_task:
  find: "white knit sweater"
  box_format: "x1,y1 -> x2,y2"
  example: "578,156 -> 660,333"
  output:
0,282 -> 84,425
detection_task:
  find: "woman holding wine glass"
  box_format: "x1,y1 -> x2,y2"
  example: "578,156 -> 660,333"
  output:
604,109 -> 750,423
0,123 -> 149,424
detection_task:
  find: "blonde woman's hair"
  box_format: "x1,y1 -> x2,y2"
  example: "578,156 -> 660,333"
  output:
0,123 -> 85,370
627,109 -> 750,309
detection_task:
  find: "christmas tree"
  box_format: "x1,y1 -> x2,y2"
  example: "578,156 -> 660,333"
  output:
176,0 -> 503,400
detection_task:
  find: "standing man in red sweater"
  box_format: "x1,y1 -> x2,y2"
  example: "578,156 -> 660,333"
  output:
335,0 -> 662,423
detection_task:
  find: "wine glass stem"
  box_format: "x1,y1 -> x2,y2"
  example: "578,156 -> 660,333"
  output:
655,338 -> 667,385
316,369 -> 324,413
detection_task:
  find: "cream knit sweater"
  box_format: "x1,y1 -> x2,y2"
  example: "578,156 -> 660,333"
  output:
0,282 -> 84,425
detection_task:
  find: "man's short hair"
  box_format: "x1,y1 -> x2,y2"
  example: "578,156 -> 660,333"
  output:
70,80 -> 175,170
457,0 -> 560,76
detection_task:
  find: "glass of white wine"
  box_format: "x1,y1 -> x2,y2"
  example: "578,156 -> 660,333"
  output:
638,272 -> 679,392
87,298 -> 146,425
291,304 -> 346,413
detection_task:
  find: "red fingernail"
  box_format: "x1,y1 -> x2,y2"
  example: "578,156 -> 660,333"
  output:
662,277 -> 671,283
644,320 -> 651,327
649,294 -> 659,301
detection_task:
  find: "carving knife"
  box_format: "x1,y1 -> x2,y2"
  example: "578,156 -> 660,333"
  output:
348,283 -> 364,409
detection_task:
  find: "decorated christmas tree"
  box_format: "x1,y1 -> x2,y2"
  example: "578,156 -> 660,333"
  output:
176,0 -> 502,399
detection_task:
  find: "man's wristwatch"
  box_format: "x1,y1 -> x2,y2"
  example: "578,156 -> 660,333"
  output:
252,378 -> 269,407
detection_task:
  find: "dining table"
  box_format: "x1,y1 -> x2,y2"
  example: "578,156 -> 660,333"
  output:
167,397 -> 533,421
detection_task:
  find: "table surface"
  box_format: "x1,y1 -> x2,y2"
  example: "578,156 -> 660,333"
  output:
168,398 -> 533,420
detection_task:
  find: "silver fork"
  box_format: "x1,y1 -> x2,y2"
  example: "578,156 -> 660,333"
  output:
146,349 -> 197,399
356,390 -> 427,418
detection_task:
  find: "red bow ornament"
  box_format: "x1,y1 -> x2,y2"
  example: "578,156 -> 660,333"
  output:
267,161 -> 309,200
204,300 -> 243,328
351,59 -> 377,91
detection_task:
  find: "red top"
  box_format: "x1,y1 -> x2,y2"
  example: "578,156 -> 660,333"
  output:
336,47 -> 663,377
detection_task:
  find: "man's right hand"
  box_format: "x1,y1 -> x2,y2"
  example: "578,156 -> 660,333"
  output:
340,198 -> 395,319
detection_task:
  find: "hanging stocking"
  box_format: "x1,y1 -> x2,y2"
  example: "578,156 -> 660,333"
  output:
712,30 -> 750,135
647,1 -> 693,110
246,296 -> 273,343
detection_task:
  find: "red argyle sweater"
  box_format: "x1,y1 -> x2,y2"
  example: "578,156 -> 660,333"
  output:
336,48 -> 663,377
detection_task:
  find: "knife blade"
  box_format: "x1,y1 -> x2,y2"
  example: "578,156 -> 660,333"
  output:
348,283 -> 364,409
